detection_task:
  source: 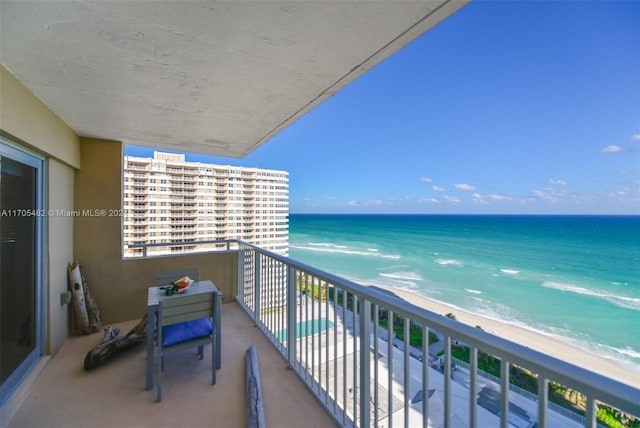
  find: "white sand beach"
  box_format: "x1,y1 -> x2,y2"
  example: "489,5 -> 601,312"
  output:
372,284 -> 640,389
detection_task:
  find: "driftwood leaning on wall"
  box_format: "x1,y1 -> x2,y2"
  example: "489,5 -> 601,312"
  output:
84,315 -> 148,371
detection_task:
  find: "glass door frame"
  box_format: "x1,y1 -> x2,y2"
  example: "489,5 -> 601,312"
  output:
0,135 -> 45,406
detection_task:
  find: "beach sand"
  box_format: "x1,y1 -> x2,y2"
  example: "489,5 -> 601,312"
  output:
371,283 -> 640,389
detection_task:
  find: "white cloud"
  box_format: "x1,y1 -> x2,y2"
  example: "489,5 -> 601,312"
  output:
443,196 -> 461,203
530,187 -> 569,204
343,198 -> 386,208
432,186 -> 445,192
631,134 -> 640,141
455,183 -> 476,191
471,193 -> 486,203
489,193 -> 509,201
418,198 -> 440,204
601,145 -> 622,153
548,179 -> 568,186
420,177 -> 432,183
472,192 -> 510,203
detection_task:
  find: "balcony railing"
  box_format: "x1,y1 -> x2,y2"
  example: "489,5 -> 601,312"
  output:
231,240 -> 639,428
123,239 -> 638,427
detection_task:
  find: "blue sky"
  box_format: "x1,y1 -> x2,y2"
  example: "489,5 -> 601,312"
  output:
126,1 -> 640,215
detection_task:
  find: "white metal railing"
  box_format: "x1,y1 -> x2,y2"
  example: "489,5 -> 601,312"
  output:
232,240 -> 639,428
125,238 -> 639,426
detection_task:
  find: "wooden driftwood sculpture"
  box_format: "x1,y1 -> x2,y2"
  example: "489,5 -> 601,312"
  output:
84,315 -> 148,371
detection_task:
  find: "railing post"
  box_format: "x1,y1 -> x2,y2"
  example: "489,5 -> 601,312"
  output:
422,325 -> 430,428
403,318 -> 410,428
236,248 -> 245,304
388,311 -> 394,428
359,299 -> 371,428
469,346 -> 478,428
585,396 -> 597,428
254,251 -> 261,323
287,266 -> 297,368
444,336 -> 451,428
500,359 -> 510,428
537,376 -> 548,428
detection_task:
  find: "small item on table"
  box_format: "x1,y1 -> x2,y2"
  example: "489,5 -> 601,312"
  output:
160,276 -> 194,296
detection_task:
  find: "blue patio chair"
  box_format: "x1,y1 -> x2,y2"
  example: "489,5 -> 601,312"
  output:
156,268 -> 206,357
155,290 -> 217,402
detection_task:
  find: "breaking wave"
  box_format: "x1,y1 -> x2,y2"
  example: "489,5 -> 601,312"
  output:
379,271 -> 423,281
435,258 -> 463,266
541,281 -> 640,310
290,243 -> 401,260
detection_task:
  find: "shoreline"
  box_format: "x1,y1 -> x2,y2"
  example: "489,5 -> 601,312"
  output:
369,283 -> 640,388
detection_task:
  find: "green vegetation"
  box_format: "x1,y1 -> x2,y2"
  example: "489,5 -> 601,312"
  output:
597,405 -> 640,428
318,283 -> 439,347
296,273 -> 328,301
451,342 -> 636,427
260,307 -> 282,316
378,316 -> 439,347
451,345 -> 503,378
328,286 -> 360,311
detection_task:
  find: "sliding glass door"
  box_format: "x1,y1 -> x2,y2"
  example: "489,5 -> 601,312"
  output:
0,139 -> 44,405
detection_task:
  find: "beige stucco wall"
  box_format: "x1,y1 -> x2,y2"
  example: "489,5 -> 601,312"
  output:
47,159 -> 75,353
1,65 -> 80,355
1,66 -> 80,169
74,138 -> 238,323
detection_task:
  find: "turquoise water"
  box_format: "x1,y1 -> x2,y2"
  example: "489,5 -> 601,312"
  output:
277,318 -> 336,341
288,214 -> 640,370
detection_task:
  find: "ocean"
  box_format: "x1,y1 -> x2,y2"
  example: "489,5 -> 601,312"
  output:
288,214 -> 640,371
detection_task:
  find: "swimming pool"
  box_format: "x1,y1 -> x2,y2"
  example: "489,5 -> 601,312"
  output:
276,318 -> 335,341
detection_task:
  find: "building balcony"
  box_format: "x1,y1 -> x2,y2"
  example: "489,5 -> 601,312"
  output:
127,164 -> 149,171
62,240 -> 633,428
2,3 -> 637,425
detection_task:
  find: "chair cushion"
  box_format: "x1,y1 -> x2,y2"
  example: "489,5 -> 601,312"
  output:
162,317 -> 213,347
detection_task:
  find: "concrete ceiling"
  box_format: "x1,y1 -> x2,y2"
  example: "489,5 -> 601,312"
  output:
1,1 -> 468,158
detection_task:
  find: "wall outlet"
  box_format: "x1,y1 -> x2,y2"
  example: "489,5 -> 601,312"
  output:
60,291 -> 72,305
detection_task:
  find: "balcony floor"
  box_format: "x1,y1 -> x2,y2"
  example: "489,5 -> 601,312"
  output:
5,302 -> 335,428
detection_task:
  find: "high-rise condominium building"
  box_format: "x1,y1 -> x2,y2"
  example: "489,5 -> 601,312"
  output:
123,152 -> 288,258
